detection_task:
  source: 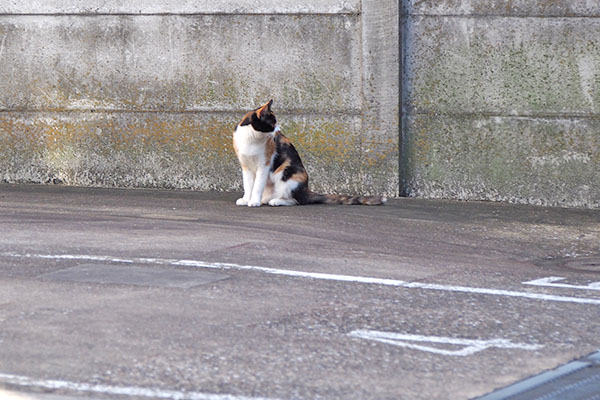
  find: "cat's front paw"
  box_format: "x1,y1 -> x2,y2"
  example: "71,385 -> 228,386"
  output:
247,200 -> 262,207
236,198 -> 249,206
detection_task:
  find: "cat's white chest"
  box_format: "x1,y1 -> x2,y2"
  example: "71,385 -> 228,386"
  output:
234,125 -> 274,171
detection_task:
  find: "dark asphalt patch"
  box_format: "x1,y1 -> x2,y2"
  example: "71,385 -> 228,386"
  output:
532,255 -> 600,273
37,263 -> 230,288
564,257 -> 600,273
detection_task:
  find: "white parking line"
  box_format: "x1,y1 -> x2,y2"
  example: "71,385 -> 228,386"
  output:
0,372 -> 277,400
348,330 -> 543,356
523,277 -> 600,291
3,252 -> 600,305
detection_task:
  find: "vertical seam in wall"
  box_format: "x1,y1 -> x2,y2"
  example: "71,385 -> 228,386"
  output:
358,1 -> 365,188
357,0 -> 367,190
399,1 -> 406,197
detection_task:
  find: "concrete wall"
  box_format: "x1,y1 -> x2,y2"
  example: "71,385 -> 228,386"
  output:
0,0 -> 399,196
402,1 -> 600,208
1,1 -> 599,208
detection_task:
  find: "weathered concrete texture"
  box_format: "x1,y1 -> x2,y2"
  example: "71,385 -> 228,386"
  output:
404,0 -> 600,17
0,111 -> 392,196
0,111 -> 239,190
403,115 -> 600,208
403,3 -> 600,208
0,3 -> 400,197
405,16 -> 600,116
0,15 -> 361,113
0,0 -> 361,15
361,0 -> 400,196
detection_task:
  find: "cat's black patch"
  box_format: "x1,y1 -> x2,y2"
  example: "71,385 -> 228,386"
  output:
239,113 -> 252,126
271,153 -> 284,173
272,133 -> 305,179
292,181 -> 310,205
238,107 -> 277,133
252,112 -> 276,132
281,164 -> 303,181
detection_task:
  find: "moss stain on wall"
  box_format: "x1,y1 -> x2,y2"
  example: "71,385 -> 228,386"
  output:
0,112 -> 396,195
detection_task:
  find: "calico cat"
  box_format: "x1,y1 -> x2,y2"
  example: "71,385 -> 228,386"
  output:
233,100 -> 387,207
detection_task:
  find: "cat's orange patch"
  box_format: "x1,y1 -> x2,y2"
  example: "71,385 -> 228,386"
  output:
265,136 -> 276,165
232,137 -> 239,157
256,99 -> 273,119
274,159 -> 290,174
239,111 -> 253,126
232,138 -> 249,170
290,170 -> 308,183
256,105 -> 267,119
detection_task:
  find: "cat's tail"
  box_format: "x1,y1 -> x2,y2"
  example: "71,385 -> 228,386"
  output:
307,192 -> 387,206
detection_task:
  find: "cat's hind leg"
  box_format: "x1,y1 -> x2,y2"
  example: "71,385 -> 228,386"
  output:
267,178 -> 299,206
268,198 -> 297,206
261,180 -> 274,205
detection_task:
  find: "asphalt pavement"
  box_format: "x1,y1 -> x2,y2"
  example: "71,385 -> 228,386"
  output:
0,183 -> 599,400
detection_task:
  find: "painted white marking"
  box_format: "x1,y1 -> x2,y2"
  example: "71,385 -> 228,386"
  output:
348,330 -> 543,356
3,252 -> 600,305
0,388 -> 33,400
0,372 -> 277,400
523,276 -> 600,291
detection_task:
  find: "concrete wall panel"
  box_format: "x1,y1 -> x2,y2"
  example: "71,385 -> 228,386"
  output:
405,16 -> 600,116
0,0 -> 360,15
403,114 -> 600,208
405,0 -> 600,17
361,0 -> 401,196
0,15 -> 361,113
0,1 -> 401,198
402,4 -> 600,207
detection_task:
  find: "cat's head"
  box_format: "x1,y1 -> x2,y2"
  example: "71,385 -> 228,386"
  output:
239,99 -> 277,132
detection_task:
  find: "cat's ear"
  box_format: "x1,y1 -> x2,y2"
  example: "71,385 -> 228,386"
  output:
256,99 -> 273,118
